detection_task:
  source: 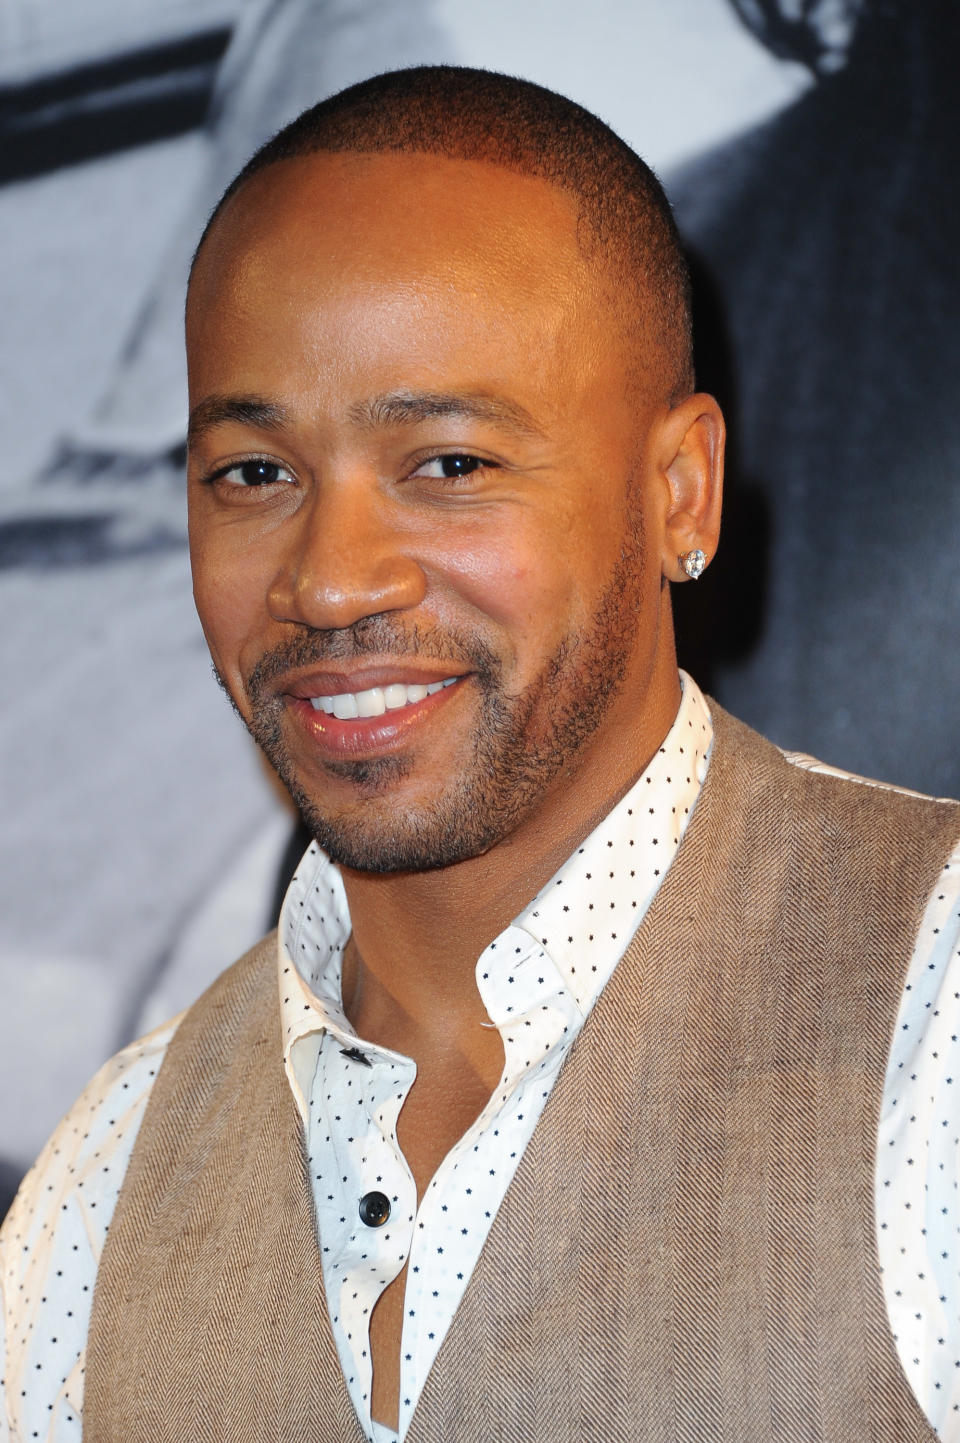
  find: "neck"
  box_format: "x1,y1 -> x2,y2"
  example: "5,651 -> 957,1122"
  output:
339,651 -> 682,1052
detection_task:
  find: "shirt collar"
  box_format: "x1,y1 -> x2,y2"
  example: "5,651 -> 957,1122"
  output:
277,671 -> 713,1062
512,670 -> 712,1011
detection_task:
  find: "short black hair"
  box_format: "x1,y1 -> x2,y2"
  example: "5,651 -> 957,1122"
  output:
194,65 -> 694,401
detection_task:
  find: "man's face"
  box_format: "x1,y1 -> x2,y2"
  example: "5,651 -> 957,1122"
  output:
186,150 -> 673,873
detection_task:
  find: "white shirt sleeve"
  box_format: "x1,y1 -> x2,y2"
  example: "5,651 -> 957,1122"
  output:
877,836 -> 960,1436
0,1015 -> 179,1442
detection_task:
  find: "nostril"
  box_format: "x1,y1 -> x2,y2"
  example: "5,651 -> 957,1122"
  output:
268,552 -> 428,632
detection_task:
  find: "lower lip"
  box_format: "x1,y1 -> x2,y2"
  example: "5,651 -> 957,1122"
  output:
286,678 -> 467,758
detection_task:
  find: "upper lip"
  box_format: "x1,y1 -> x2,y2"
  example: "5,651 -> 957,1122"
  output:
282,662 -> 470,698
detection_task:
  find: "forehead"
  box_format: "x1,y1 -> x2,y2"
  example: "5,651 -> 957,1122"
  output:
196,147 -> 586,276
187,151 -> 604,365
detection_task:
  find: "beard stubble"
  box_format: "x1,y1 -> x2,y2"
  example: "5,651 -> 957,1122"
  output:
229,516 -> 648,874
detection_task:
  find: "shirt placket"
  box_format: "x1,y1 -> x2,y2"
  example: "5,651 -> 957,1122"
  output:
309,1029 -> 417,1437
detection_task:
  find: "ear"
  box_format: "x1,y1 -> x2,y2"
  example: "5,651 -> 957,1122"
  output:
653,393 -> 725,583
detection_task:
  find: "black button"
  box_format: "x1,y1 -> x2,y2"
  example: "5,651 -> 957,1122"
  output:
359,1191 -> 391,1227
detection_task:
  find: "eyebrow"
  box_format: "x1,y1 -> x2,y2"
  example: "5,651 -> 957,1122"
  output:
187,395 -> 290,447
350,390 -> 545,439
187,388 -> 545,447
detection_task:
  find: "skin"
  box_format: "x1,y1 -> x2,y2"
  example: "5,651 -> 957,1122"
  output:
186,148 -> 723,1425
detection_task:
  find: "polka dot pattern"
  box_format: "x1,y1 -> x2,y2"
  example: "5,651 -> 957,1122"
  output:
876,849 -> 960,1434
0,1018 -> 180,1440
278,676 -> 711,1440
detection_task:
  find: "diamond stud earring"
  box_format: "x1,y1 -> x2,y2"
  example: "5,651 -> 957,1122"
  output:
679,548 -> 707,580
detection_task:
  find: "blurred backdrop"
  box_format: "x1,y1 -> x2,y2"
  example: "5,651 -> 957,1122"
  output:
1,0 -> 956,1212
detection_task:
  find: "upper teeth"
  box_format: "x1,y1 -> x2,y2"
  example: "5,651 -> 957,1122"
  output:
309,677 -> 458,719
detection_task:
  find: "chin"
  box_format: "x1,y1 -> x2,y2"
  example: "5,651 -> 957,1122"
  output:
300,804 -> 503,875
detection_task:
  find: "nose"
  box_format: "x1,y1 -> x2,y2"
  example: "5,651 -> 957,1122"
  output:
266,475 -> 427,632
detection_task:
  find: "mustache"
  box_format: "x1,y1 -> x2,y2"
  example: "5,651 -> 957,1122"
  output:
245,613 -> 502,696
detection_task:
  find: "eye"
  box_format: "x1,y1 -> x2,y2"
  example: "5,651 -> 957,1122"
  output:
206,458 -> 295,487
410,454 -> 495,480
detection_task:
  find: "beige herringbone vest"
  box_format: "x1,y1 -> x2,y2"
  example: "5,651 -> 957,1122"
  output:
85,707 -> 960,1441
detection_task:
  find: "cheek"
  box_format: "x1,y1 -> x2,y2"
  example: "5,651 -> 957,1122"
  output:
189,533 -> 271,699
429,524 -> 588,657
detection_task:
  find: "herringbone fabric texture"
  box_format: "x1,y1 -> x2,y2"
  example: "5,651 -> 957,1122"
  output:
84,933 -> 363,1442
85,706 -> 960,1441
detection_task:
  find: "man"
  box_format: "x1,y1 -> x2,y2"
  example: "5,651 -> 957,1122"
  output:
2,66 -> 959,1443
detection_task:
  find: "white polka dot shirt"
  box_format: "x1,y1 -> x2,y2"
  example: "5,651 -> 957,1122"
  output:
277,672 -> 712,1441
3,676 -> 960,1443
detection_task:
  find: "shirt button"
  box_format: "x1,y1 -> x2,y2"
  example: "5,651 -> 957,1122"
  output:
359,1191 -> 391,1227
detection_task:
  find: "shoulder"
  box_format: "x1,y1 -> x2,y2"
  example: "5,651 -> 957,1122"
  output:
709,699 -> 960,830
154,930 -> 280,1093
704,702 -> 960,949
0,931 -> 280,1436
1,932 -> 278,1257
1,1012 -> 181,1265
5,930 -> 281,1242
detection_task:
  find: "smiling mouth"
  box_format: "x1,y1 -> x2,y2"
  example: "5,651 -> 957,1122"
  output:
308,676 -> 459,719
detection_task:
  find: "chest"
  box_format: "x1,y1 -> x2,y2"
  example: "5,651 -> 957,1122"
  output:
84,723 -> 960,1441
308,1028 -> 512,1430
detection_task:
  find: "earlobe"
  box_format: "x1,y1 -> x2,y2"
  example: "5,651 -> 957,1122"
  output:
657,393 -> 725,583
678,548 -> 707,581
